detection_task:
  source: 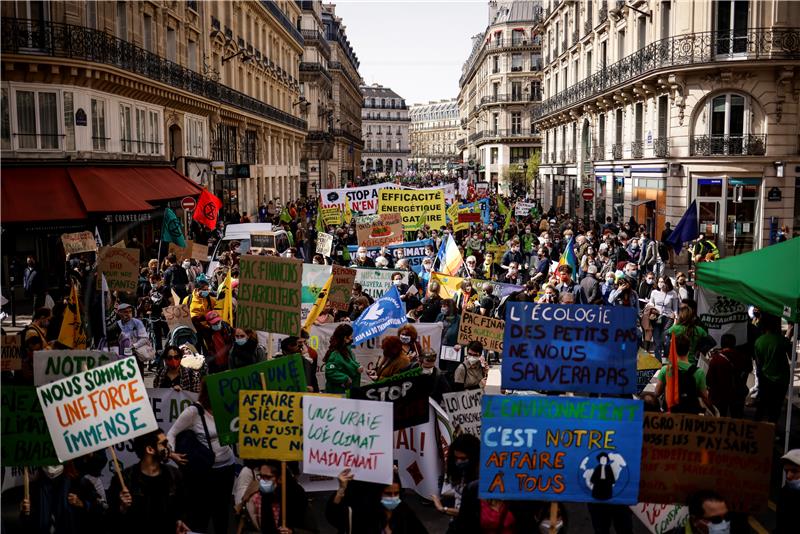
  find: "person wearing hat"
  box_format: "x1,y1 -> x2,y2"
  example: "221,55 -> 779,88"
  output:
205,310 -> 234,373
777,449 -> 800,533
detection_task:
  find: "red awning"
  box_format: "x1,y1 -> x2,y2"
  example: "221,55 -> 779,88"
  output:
1,166 -> 202,223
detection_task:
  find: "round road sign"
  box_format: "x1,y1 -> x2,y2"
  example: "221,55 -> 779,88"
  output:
181,196 -> 197,211
581,188 -> 595,201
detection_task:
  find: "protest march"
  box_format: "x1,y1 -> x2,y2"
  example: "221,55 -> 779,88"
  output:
2,165 -> 799,534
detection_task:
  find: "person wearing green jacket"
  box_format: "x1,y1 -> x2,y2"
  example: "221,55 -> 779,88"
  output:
324,323 -> 363,394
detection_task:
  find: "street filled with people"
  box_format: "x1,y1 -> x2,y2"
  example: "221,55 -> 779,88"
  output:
2,176 -> 798,534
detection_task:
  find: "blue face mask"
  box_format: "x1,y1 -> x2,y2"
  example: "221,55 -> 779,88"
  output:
787,478 -> 800,490
381,496 -> 401,510
199,290 -> 209,298
235,338 -> 247,346
259,479 -> 275,494
211,324 -> 222,331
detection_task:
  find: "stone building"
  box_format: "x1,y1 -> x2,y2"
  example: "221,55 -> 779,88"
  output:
361,83 -> 411,177
536,0 -> 800,252
410,99 -> 463,174
458,0 -> 544,194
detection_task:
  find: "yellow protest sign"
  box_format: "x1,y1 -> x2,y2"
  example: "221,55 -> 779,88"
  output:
430,272 -> 464,299
454,204 -> 481,233
321,207 -> 343,226
446,203 -> 459,224
486,244 -> 505,264
238,390 -> 304,460
378,188 -> 446,230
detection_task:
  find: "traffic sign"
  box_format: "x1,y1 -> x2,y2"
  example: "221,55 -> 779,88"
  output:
181,197 -> 197,211
581,188 -> 595,201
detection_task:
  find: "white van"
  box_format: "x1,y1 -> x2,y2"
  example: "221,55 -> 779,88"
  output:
206,223 -> 291,276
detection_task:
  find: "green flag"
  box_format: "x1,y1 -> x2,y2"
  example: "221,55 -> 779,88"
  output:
315,209 -> 324,233
497,197 -> 508,216
161,207 -> 186,247
280,207 -> 292,223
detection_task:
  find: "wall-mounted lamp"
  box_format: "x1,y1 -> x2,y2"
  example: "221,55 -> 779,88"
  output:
774,161 -> 785,178
222,49 -> 252,64
623,165 -> 632,178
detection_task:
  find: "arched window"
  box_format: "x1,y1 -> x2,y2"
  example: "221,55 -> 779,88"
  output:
396,159 -> 402,170
386,159 -> 393,172
366,158 -> 373,169
376,159 -> 384,172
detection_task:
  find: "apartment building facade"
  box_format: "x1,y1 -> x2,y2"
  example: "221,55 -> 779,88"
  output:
410,99 -> 463,174
536,0 -> 800,253
361,83 -> 411,177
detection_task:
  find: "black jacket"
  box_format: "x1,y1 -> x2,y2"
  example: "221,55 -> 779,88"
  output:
109,463 -> 186,534
449,480 -> 537,534
325,485 -> 428,534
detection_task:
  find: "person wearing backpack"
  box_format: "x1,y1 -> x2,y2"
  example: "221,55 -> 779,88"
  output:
654,334 -> 712,414
167,379 -> 235,534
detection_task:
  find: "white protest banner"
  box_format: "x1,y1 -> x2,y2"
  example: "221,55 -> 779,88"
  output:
61,231 -> 97,256
303,396 -> 393,484
515,201 -> 537,217
33,350 -> 119,386
320,182 -> 398,214
316,233 -> 333,257
297,471 -> 340,493
458,178 -> 469,198
696,286 -> 748,347
394,402 -> 446,498
441,389 -> 482,437
353,268 -> 408,300
163,304 -> 195,332
631,503 -> 688,534
36,358 -> 157,462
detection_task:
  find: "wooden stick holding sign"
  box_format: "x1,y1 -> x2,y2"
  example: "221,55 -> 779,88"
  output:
109,445 -> 129,492
549,502 -> 558,534
257,371 -> 286,529
22,467 -> 30,516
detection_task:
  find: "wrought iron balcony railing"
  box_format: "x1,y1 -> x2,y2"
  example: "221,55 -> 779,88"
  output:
611,143 -> 623,159
690,134 -> 767,156
653,137 -> 670,158
1,18 -> 307,131
592,144 -> 605,161
566,148 -> 576,163
300,29 -> 331,57
261,1 -> 304,45
480,93 -> 539,106
536,28 -> 800,119
599,1 -> 608,23
631,140 -> 644,159
299,62 -> 332,82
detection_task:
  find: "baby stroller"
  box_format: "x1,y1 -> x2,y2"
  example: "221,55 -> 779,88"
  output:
168,325 -> 198,350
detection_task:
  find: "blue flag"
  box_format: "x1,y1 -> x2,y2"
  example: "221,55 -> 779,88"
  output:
666,199 -> 698,253
351,285 -> 407,345
161,207 -> 186,247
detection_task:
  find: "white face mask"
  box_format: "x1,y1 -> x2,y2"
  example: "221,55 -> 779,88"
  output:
42,465 -> 64,479
706,520 -> 731,534
358,252 -> 367,259
393,279 -> 402,286
539,519 -> 563,534
182,261 -> 191,269
421,367 -> 434,375
466,356 -> 479,365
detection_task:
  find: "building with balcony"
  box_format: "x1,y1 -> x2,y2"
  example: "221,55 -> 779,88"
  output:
536,0 -> 800,253
322,4 -> 363,187
1,0 -> 308,274
299,1 -> 334,197
409,99 -> 463,174
361,83 -> 411,177
458,0 -> 544,194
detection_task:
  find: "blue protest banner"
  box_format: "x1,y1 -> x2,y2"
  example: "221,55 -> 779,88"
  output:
347,239 -> 433,274
352,285 -> 407,345
479,395 -> 643,503
502,303 -> 638,394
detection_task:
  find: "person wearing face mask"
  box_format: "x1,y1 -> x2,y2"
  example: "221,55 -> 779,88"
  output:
167,380 -> 235,534
454,341 -> 488,391
204,311 -> 234,373
478,252 -> 498,281
228,328 -> 267,370
453,279 -> 478,314
776,449 -> 800,534
459,255 -> 481,279
648,276 -> 680,363
109,430 -> 190,534
397,324 -> 423,365
501,239 -> 526,274
153,345 -> 204,392
326,469 -> 427,534
637,271 -> 656,304
183,274 -> 216,323
667,490 -> 746,534
431,434 -> 480,527
418,348 -> 451,403
674,271 -> 694,301
370,336 -> 411,381
19,462 -> 86,534
351,246 -> 375,268
600,273 -> 617,304
234,460 -> 316,534
435,299 -> 460,346
278,335 -> 318,392
323,324 -> 363,394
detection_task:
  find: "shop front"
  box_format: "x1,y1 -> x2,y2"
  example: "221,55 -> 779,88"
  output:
693,176 -> 761,256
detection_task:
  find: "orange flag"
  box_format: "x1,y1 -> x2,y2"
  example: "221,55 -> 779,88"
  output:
665,333 -> 680,411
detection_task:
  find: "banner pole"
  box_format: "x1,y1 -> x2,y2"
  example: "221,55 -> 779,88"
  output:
268,334 -> 274,360
22,466 -> 30,515
281,461 -> 287,529
109,446 -> 128,492
548,502 -> 558,534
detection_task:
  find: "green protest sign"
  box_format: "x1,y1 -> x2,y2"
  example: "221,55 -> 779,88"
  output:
1,386 -> 58,466
205,355 -> 307,445
237,256 -> 302,336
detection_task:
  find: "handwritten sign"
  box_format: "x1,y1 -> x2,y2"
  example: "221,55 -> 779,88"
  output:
631,503 -> 688,534
316,232 -> 333,257
458,310 -> 504,353
238,256 -> 302,336
238,390 -> 304,460
353,268 -> 408,300
61,231 -> 97,255
328,266 -> 356,311
515,201 -> 537,217
168,239 -> 194,260
320,182 -> 397,214
350,370 -> 430,430
1,386 -> 59,466
395,401 -> 449,498
33,350 -> 118,386
191,241 -> 208,260
639,413 -> 774,513
163,304 -> 195,332
98,247 -> 140,293
36,358 -> 157,461
441,389 -> 482,437
205,356 -> 307,445
303,396 -> 393,484
479,395 -> 643,503
356,213 -> 404,248
1,335 -> 22,371
502,303 -> 639,394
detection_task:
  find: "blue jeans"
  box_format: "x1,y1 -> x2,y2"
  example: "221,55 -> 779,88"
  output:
652,317 -> 673,360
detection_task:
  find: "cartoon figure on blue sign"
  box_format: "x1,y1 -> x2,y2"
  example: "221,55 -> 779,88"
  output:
579,451 -> 629,500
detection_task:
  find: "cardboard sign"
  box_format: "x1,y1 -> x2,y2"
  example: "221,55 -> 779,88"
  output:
61,231 -> 97,255
320,182 -> 397,214
378,188 -> 446,230
631,503 -> 688,534
163,304 -> 195,332
1,335 -> 22,371
316,233 -> 334,257
458,310 -> 504,353
33,349 -> 118,386
98,247 -> 140,293
479,395 -> 643,503
328,266 -> 357,311
639,413 -> 774,513
441,389 -> 482,437
486,244 -> 506,264
238,390 -> 304,460
36,358 -> 157,462
502,303 -> 639,394
1,386 -> 59,466
303,396 -> 394,484
355,213 -> 404,248
238,256 -> 302,336
168,239 -> 193,260
205,356 -> 308,445
446,203 -> 460,224
191,241 -> 209,260
350,369 -> 431,430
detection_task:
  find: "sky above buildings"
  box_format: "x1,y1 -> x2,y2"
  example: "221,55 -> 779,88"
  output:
333,0 -> 489,105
